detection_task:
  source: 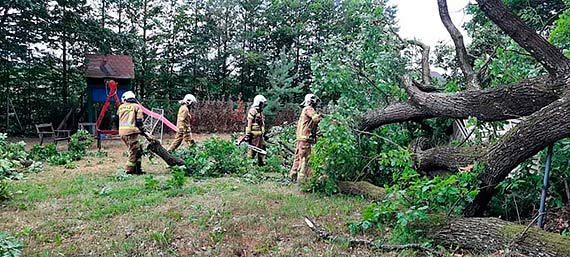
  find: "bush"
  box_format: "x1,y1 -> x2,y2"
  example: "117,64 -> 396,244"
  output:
348,167 -> 480,240
29,144 -> 57,161
0,133 -> 42,180
68,129 -> 94,154
0,180 -> 12,202
0,231 -> 23,257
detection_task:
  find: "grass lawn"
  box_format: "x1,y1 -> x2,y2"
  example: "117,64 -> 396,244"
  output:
0,136 -> 386,256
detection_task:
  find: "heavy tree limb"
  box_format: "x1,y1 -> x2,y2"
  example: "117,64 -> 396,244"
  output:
437,0 -> 480,90
476,0 -> 570,74
465,94 -> 570,216
430,217 -> 570,256
304,217 -> 442,256
359,75 -> 565,131
408,40 -> 435,89
413,146 -> 484,175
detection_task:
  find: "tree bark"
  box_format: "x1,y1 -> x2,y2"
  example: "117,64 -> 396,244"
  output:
476,0 -> 570,74
147,141 -> 185,167
465,94 -> 570,216
430,217 -> 570,257
437,0 -> 479,90
359,75 -> 565,131
413,146 -> 483,175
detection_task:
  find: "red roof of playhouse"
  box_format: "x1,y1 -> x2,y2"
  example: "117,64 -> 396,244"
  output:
85,54 -> 135,79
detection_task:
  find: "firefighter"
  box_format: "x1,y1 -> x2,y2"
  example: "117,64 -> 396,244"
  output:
168,94 -> 197,151
117,90 -> 147,175
245,94 -> 267,166
289,93 -> 323,183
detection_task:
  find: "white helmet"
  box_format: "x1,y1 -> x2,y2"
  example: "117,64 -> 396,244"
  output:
121,91 -> 136,103
302,93 -> 320,107
179,94 -> 197,105
252,94 -> 267,108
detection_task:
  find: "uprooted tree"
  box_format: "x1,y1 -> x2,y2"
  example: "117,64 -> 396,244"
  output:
359,0 -> 570,217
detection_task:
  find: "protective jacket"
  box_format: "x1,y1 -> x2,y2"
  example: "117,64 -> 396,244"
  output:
245,107 -> 265,136
295,106 -> 322,143
117,103 -> 144,136
176,104 -> 192,132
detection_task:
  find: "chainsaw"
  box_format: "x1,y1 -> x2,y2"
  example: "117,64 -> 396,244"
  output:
235,134 -> 268,155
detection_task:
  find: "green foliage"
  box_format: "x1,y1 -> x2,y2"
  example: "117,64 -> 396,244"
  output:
29,135 -> 90,169
0,133 -> 42,180
349,168 -> 479,239
0,180 -> 13,202
306,113 -> 413,194
144,176 -> 161,191
176,137 -> 248,178
550,8 -> 570,53
489,141 -> 570,221
311,1 -> 406,113
68,130 -> 94,154
166,168 -> 188,189
29,144 -> 57,161
0,231 -> 23,257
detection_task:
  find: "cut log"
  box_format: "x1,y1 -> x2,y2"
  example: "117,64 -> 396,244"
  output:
429,217 -> 570,257
146,141 -> 185,167
337,181 -> 385,200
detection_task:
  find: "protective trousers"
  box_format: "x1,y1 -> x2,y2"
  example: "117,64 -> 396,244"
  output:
121,134 -> 143,174
247,135 -> 266,166
168,128 -> 193,151
289,140 -> 312,182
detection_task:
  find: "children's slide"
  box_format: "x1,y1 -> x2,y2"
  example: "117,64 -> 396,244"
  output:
139,105 -> 178,133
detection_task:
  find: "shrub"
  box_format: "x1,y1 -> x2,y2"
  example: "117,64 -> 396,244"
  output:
68,129 -> 94,154
0,231 -> 23,257
29,144 -> 57,161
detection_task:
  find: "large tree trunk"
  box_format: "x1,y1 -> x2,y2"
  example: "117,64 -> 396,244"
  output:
358,0 -> 570,217
360,75 -> 564,131
465,95 -> 570,216
430,218 -> 570,257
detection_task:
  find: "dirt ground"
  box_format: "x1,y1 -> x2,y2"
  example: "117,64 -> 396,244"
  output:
0,134 -> 394,256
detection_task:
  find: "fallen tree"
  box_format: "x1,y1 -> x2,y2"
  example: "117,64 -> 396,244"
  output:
358,0 -> 570,216
430,217 -> 570,257
305,216 -> 570,256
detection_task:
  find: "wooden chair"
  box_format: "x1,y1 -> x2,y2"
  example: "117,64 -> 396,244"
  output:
35,123 -> 71,145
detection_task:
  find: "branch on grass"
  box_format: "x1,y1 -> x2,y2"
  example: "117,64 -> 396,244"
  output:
303,217 -> 442,256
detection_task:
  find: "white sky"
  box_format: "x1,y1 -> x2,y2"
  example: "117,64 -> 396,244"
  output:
389,0 -> 475,48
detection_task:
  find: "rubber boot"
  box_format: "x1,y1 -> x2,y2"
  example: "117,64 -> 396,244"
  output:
135,161 -> 146,175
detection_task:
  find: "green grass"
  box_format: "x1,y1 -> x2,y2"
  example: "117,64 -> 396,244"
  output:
0,150 -> 381,256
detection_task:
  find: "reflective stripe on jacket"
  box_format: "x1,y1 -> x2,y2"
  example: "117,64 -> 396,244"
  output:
245,107 -> 265,136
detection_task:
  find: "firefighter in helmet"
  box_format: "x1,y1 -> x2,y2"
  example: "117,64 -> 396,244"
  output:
290,93 -> 323,182
168,94 -> 197,151
117,90 -> 147,174
245,94 -> 267,166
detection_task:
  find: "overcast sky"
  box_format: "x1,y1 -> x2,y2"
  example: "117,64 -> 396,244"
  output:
389,0 -> 475,47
